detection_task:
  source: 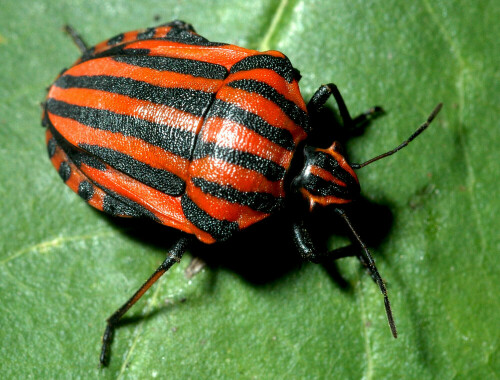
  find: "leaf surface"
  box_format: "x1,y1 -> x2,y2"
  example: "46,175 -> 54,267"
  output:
0,0 -> 498,378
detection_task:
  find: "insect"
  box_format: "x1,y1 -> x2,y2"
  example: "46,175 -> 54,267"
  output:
41,20 -> 442,366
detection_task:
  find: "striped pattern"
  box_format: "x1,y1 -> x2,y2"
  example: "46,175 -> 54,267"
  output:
46,127 -> 160,221
44,21 -> 309,243
78,21 -> 227,63
296,145 -> 360,208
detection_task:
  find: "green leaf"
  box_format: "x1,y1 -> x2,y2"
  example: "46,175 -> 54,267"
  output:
1,0 -> 498,378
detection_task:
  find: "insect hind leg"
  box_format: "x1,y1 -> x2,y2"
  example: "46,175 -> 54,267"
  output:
100,236 -> 191,366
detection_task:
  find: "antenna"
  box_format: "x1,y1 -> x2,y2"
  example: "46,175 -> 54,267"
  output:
351,103 -> 443,169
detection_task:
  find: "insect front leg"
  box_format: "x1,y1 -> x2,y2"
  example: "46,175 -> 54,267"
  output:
307,83 -> 354,130
100,235 -> 192,367
307,84 -> 383,135
292,216 -> 397,338
292,219 -> 376,280
292,218 -> 359,263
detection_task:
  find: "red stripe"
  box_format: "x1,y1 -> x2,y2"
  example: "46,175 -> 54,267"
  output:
310,165 -> 347,188
48,86 -> 203,135
186,182 -> 269,229
124,40 -> 254,69
93,30 -> 140,55
182,222 -> 216,244
300,188 -> 353,208
81,163 -> 190,231
92,26 -> 175,56
200,116 -> 293,168
224,69 -> 307,112
316,146 -> 358,182
49,127 -> 212,241
189,156 -> 284,197
260,50 -> 286,59
215,85 -> 307,143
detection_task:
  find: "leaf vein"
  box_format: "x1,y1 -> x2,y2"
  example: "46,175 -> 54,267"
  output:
0,230 -> 115,265
259,0 -> 290,51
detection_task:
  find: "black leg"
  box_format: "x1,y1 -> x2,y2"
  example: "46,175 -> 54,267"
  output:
292,219 -> 359,263
351,106 -> 384,130
292,217 -> 397,338
100,235 -> 191,367
307,84 -> 384,135
63,25 -> 89,54
307,84 -> 354,129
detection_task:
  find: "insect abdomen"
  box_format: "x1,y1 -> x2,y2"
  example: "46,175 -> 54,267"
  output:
44,24 -> 310,244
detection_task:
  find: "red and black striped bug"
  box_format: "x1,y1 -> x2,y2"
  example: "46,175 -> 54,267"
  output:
41,20 -> 442,366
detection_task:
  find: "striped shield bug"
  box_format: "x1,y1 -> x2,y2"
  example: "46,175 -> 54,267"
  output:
41,20 -> 442,366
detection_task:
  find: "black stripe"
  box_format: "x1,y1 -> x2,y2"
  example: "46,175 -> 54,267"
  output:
41,109 -> 50,128
48,111 -> 108,171
107,33 -> 124,46
137,27 -> 156,40
227,79 -> 309,133
163,27 -> 227,47
181,194 -> 238,241
47,137 -> 56,158
46,99 -> 195,159
230,54 -> 295,83
102,190 -> 159,221
297,149 -> 360,199
54,74 -> 215,117
58,161 -> 71,182
84,21 -> 223,62
161,20 -> 196,33
78,180 -> 94,201
113,55 -> 228,79
292,68 -> 302,82
191,177 -> 284,214
302,174 -> 352,199
78,144 -> 186,196
312,151 -> 359,189
81,46 -> 151,62
193,142 -> 286,182
207,99 -> 295,150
